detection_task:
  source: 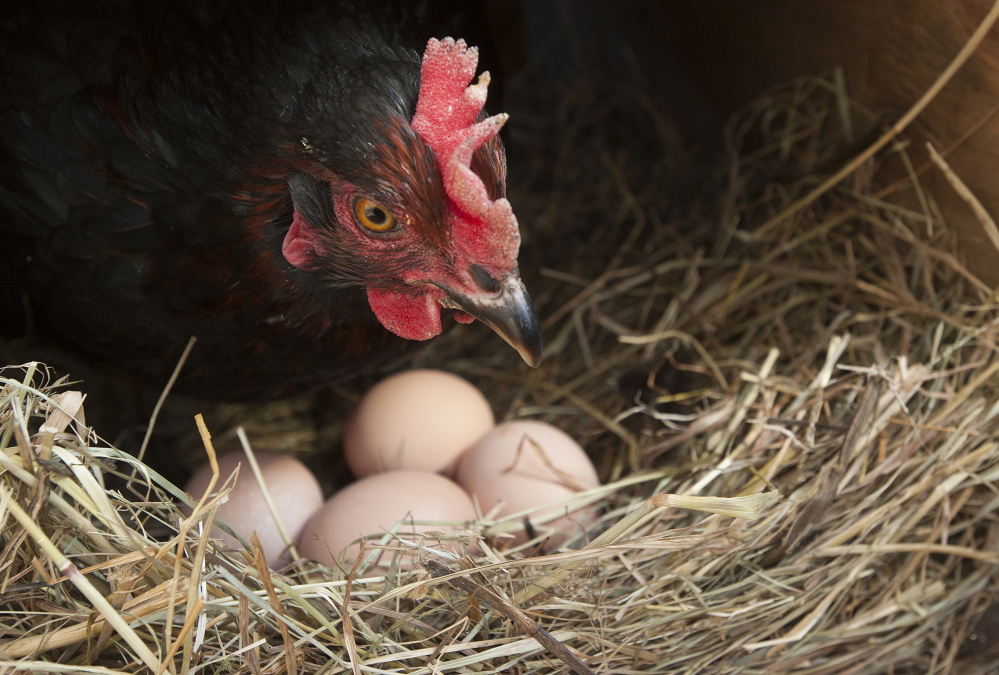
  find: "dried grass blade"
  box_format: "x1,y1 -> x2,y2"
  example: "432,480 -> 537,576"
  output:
0,488 -> 163,670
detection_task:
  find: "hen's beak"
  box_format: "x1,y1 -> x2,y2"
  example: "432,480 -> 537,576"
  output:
439,275 -> 543,367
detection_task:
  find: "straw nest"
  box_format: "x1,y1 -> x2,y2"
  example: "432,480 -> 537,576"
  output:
3,58 -> 999,675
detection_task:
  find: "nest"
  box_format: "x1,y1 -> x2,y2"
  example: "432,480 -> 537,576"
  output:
4,42 -> 999,675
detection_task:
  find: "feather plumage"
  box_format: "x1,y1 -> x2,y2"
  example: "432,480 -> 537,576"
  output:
0,0 -> 541,399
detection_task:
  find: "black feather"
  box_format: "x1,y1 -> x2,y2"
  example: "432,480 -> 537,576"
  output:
0,0 -> 488,398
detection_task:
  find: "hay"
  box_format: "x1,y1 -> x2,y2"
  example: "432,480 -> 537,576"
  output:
4,48 -> 999,675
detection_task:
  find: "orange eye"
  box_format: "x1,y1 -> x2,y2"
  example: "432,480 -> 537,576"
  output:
353,197 -> 397,232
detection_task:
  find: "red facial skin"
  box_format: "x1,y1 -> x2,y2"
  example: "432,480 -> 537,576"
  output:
282,207 -> 321,267
281,38 -> 519,341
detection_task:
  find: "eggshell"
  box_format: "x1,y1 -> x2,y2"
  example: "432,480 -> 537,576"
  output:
455,420 -> 599,546
344,369 -> 494,477
298,470 -> 477,567
184,450 -> 323,567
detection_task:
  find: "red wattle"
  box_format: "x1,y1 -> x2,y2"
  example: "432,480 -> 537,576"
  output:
366,287 -> 443,340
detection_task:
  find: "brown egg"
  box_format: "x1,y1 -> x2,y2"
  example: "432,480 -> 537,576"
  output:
183,450 -> 323,567
455,420 -> 600,546
344,369 -> 494,477
298,470 -> 477,568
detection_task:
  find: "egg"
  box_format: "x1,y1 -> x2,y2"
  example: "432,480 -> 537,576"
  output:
455,420 -> 600,546
183,450 -> 323,567
298,470 -> 477,567
344,369 -> 494,477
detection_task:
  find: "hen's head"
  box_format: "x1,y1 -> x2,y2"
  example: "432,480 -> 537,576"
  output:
281,37 -> 541,366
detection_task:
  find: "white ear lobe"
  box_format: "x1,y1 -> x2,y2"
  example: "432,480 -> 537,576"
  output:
282,206 -> 320,268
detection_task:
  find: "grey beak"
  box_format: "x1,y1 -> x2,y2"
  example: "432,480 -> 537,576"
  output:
441,275 -> 543,367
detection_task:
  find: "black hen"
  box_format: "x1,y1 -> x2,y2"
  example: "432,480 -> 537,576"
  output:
0,0 -> 541,399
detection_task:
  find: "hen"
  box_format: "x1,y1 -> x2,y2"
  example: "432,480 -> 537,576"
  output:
0,1 -> 541,399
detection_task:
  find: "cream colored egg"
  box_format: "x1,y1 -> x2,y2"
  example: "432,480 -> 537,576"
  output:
344,369 -> 494,477
298,470 -> 477,567
455,420 -> 599,546
184,450 -> 323,567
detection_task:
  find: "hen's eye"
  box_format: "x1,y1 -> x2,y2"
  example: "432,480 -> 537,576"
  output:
354,197 -> 397,232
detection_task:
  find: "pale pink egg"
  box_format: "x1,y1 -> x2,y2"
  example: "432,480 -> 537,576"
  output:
455,420 -> 600,546
344,369 -> 494,477
184,450 -> 323,567
298,470 -> 477,567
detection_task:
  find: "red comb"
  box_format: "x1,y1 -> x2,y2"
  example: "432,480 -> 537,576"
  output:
411,38 -> 519,270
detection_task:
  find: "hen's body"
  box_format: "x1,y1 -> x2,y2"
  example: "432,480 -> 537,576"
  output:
1,1 -> 538,398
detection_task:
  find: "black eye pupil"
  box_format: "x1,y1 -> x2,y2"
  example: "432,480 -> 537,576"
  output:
365,206 -> 387,225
